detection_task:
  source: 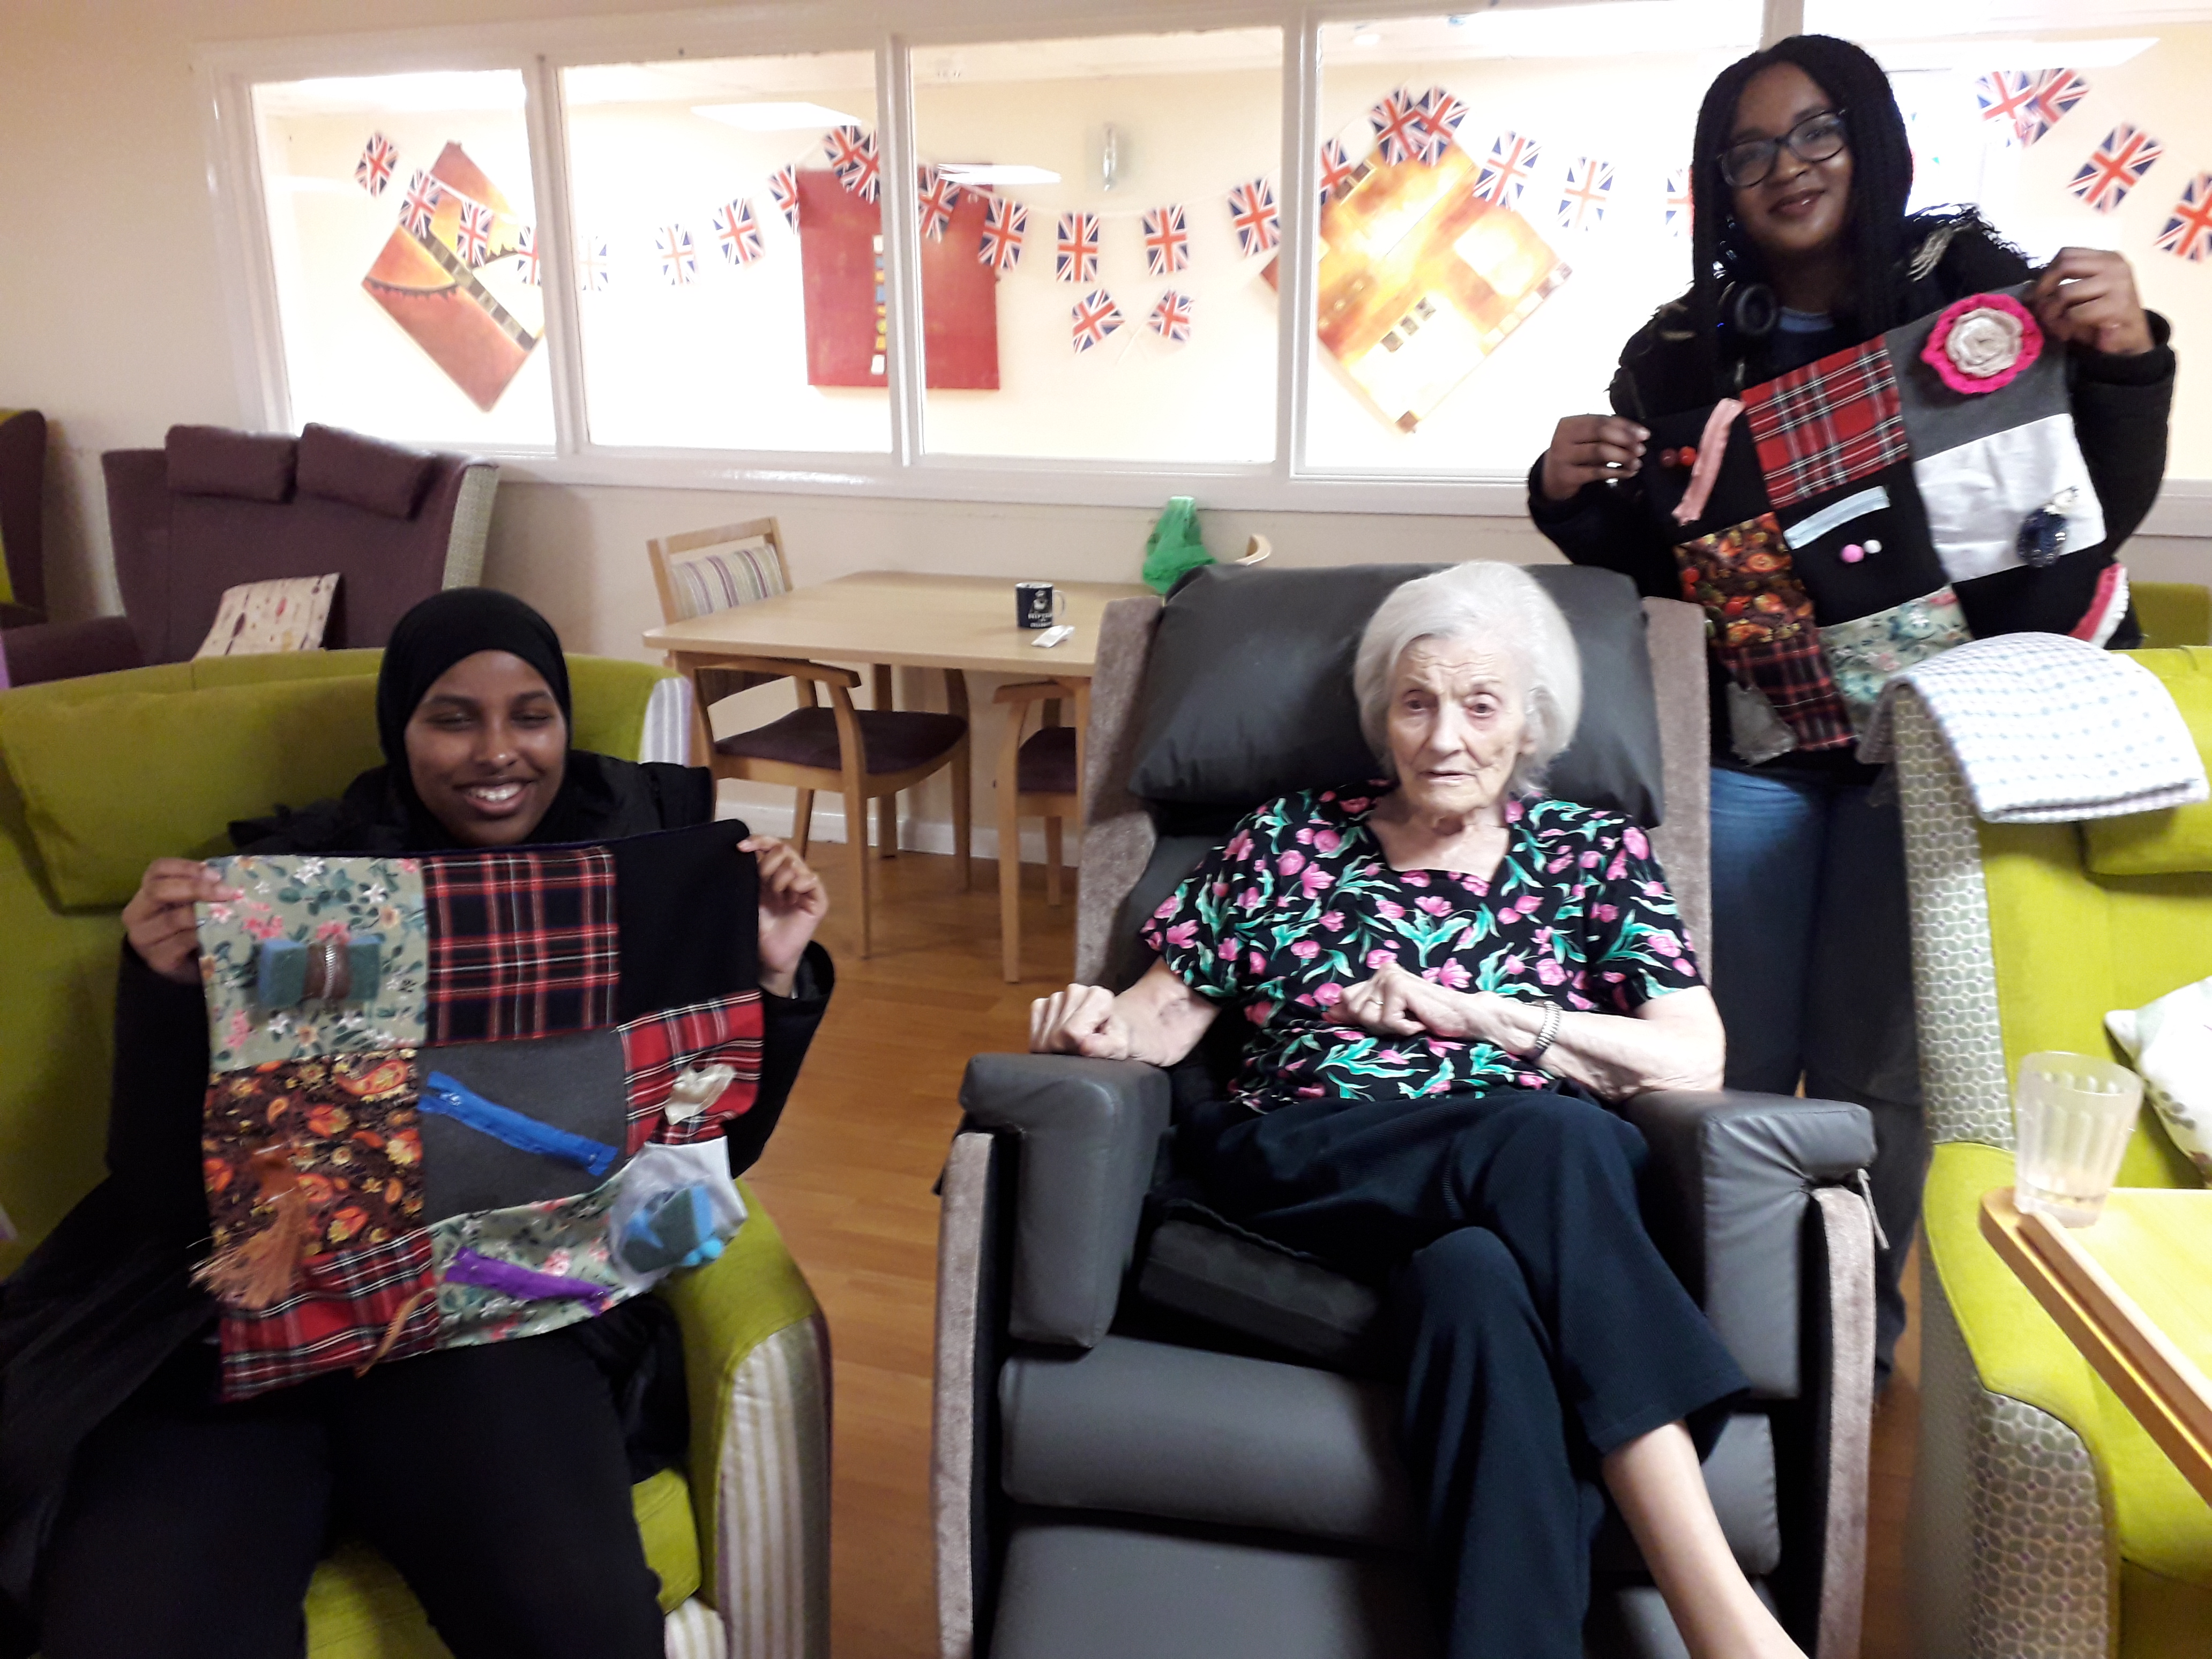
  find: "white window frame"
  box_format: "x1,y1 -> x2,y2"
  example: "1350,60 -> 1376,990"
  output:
197,1 -> 2212,534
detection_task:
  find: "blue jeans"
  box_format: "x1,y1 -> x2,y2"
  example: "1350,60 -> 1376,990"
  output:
1708,766 -> 1922,1379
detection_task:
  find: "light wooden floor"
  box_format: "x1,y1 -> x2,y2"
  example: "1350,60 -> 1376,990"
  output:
744,846 -> 1921,1659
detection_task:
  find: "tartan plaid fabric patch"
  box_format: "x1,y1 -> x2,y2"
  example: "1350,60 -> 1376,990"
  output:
218,1231 -> 439,1401
424,848 -> 619,1042
1715,630 -> 1856,752
619,991 -> 765,1150
1743,341 -> 1909,509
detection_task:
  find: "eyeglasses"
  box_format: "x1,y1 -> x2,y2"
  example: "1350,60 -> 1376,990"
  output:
1718,110 -> 1849,189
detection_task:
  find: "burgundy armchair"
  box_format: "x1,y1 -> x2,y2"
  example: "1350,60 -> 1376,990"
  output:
2,423 -> 497,687
0,410 -> 46,636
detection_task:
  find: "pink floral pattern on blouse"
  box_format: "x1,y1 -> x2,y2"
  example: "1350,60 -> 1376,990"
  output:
1143,784 -> 1701,1109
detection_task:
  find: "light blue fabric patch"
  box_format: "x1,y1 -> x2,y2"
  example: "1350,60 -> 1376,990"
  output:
1781,484 -> 1889,551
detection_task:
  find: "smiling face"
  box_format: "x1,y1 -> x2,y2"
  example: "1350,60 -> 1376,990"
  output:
1728,62 -> 1854,270
402,649 -> 567,847
1383,634 -> 1535,825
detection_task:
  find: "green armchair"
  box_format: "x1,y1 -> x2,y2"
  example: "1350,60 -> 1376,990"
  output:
0,651 -> 828,1658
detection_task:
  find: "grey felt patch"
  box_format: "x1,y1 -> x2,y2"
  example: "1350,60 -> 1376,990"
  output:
1886,283 -> 2068,461
419,1028 -> 630,1221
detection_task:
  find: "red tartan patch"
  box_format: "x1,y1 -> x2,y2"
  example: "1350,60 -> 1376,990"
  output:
216,1231 -> 439,1400
618,992 -> 765,1150
423,848 -> 619,1042
1715,631 -> 1856,752
1742,341 -> 1908,509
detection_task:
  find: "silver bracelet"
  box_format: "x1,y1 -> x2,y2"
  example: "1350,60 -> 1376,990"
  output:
1523,1000 -> 1563,1066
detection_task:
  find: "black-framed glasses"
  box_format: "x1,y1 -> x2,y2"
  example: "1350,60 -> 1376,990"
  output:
1718,109 -> 1849,189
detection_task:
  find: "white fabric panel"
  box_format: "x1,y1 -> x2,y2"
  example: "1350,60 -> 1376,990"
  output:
716,1313 -> 832,1659
642,675 -> 696,766
1911,414 -> 2105,587
667,1597 -> 731,1659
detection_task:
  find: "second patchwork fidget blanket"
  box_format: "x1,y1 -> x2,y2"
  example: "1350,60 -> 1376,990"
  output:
1641,284 -> 2121,761
192,820 -> 761,1400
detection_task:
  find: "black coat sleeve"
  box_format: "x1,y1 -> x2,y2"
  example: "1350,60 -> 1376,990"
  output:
1525,356 -> 1683,601
103,946 -> 216,1247
722,940 -> 834,1177
2070,311 -> 2175,555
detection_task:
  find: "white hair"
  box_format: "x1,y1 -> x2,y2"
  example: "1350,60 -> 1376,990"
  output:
1352,562 -> 1583,797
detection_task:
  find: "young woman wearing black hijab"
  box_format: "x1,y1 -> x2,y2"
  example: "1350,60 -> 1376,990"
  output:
0,590 -> 832,1659
1526,35 -> 2174,1384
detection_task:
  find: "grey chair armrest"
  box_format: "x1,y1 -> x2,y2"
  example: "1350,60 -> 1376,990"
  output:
1626,1090 -> 1874,1400
959,1053 -> 1172,1349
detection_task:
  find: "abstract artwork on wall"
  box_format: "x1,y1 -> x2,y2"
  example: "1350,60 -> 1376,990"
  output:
796,168 -> 998,390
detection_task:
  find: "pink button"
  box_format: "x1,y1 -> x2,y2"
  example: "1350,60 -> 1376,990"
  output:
1840,543 -> 1866,564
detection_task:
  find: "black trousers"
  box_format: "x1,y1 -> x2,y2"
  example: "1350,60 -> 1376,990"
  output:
33,1332 -> 664,1659
1200,1088 -> 1747,1659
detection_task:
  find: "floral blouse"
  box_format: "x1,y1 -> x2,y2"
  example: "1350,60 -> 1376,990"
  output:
1142,784 -> 1702,1109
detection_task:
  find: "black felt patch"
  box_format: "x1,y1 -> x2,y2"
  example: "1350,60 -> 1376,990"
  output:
1775,466 -> 1949,625
1638,404 -> 1771,545
419,1027 -> 630,1220
609,819 -> 759,1022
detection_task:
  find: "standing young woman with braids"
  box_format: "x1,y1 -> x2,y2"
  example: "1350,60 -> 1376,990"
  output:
1527,34 -> 2174,1382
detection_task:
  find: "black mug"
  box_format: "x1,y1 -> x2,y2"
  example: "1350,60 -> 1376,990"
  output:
1015,581 -> 1066,630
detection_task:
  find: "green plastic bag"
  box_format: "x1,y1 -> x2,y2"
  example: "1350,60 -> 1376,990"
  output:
1141,496 -> 1214,596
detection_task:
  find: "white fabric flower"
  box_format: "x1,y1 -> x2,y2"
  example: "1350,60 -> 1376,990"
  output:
1944,307 -> 2025,379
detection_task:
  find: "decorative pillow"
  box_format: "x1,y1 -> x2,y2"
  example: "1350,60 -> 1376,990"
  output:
191,821 -> 763,1399
2106,979 -> 2212,1177
166,425 -> 297,502
195,574 -> 341,658
296,422 -> 437,520
663,537 -> 786,621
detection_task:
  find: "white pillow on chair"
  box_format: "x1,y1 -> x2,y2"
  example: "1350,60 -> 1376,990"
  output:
2106,978 -> 2212,1177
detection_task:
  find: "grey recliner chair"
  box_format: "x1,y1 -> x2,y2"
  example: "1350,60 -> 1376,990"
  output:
932,564 -> 1880,1659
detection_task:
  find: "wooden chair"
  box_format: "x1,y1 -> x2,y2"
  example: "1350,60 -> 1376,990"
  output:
647,518 -> 970,958
992,678 -> 1087,982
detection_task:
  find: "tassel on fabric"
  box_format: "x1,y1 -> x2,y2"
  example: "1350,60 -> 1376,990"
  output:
194,1146 -> 314,1310
354,1286 -> 437,1377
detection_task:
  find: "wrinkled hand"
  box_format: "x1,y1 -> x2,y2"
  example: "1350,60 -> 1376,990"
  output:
741,836 -> 827,998
122,858 -> 238,985
1336,962 -> 1478,1040
2031,248 -> 2153,356
1539,414 -> 1649,502
1029,983 -> 1132,1060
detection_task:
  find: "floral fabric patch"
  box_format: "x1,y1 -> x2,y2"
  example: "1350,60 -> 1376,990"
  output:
429,1183 -> 631,1348
1672,512 -> 1817,648
1819,587 -> 1974,734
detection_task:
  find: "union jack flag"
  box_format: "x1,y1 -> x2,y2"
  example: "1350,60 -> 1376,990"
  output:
978,197 -> 1027,272
1056,211 -> 1100,284
398,171 -> 443,238
826,125 -> 880,203
1071,288 -> 1124,354
1149,288 -> 1193,345
2157,172 -> 2212,263
1227,177 -> 1280,257
2019,68 -> 2090,146
657,225 -> 697,286
579,236 -> 611,292
1142,204 -> 1190,275
1472,132 -> 1540,208
1974,71 -> 2037,143
1369,87 -> 1425,166
915,167 -> 963,242
454,199 -> 496,267
1665,168 -> 1693,237
1556,156 -> 1613,232
714,198 -> 764,266
355,131 -> 398,198
1319,134 -> 1359,203
512,225 -> 540,287
1416,87 -> 1467,165
769,166 -> 799,232
2070,124 -> 2162,214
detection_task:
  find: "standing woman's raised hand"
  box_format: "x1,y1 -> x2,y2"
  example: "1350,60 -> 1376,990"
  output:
121,859 -> 241,985
740,835 -> 828,998
2031,248 -> 2154,356
1538,414 -> 1651,502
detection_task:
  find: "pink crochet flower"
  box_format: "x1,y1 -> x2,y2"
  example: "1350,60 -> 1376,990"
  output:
1921,292 -> 2042,395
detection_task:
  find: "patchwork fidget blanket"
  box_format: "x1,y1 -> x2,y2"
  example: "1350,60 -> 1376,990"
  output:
1643,284 -> 2117,763
191,821 -> 761,1401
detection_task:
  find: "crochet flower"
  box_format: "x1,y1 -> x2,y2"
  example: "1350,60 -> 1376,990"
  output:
1922,292 -> 2041,394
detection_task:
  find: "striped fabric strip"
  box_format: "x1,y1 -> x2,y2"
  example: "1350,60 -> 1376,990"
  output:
665,1598 -> 731,1659
642,676 -> 695,765
716,1313 -> 832,1659
669,539 -> 788,622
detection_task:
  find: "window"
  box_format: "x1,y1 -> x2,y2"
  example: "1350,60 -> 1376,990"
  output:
561,51 -> 891,454
250,70 -> 554,449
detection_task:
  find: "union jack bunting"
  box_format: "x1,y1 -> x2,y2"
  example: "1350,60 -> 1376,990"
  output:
398,171 -> 443,239
1319,134 -> 1359,203
1056,211 -> 1100,284
713,199 -> 764,266
2156,173 -> 2212,263
915,167 -> 963,242
579,237 -> 611,293
1071,288 -> 1124,354
1416,87 -> 1467,165
2019,68 -> 2090,146
826,125 -> 881,203
1665,169 -> 1693,237
1149,288 -> 1193,345
2069,124 -> 2163,214
1974,71 -> 2037,143
1142,204 -> 1190,275
1473,132 -> 1540,208
1556,156 -> 1613,232
769,166 -> 800,232
1227,177 -> 1280,257
455,200 -> 496,267
512,225 -> 540,287
978,197 -> 1027,272
1369,87 -> 1425,166
657,225 -> 698,287
355,132 -> 398,198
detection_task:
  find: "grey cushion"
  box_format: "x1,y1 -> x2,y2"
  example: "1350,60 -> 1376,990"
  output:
1125,562 -> 1665,827
1135,1215 -> 1384,1372
999,1336 -> 1417,1549
1591,1412 -> 1778,1576
990,1520 -> 1440,1659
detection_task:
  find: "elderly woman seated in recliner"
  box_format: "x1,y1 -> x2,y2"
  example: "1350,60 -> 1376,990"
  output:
1030,562 -> 1803,1659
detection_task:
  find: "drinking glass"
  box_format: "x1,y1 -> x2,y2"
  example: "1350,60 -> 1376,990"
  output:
2013,1051 -> 2143,1227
